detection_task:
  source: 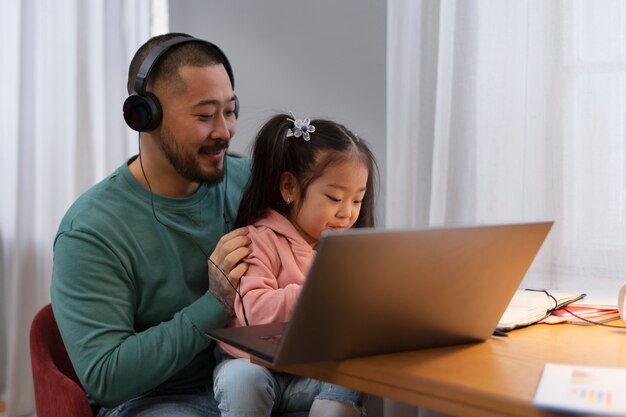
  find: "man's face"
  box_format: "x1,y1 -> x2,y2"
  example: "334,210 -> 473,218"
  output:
156,64 -> 238,186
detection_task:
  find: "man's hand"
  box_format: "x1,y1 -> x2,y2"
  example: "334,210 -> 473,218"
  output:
208,227 -> 251,316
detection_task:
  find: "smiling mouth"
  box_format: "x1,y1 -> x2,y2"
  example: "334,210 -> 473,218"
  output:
327,226 -> 348,231
200,149 -> 224,156
199,146 -> 227,157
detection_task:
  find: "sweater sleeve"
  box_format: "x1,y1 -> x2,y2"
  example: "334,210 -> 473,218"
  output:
50,229 -> 230,407
233,228 -> 304,326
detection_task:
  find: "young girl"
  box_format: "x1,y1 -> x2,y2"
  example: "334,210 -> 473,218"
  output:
213,112 -> 378,417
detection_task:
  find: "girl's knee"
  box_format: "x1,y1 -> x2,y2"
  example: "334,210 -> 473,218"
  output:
214,359 -> 276,414
215,359 -> 273,388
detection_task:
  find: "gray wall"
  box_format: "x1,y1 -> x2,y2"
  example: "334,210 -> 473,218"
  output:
169,0 -> 387,222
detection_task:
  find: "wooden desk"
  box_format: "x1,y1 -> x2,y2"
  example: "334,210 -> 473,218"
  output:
254,321 -> 626,417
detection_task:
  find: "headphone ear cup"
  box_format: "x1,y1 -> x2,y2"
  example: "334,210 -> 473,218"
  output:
234,94 -> 240,120
123,92 -> 163,132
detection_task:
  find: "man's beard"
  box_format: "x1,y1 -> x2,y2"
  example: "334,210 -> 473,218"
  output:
159,126 -> 228,187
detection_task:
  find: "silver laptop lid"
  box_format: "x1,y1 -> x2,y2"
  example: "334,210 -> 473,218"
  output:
273,221 -> 553,365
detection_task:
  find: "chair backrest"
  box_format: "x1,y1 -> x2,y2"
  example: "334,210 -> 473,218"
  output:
30,303 -> 93,417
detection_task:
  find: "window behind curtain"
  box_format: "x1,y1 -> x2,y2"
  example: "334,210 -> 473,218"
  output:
556,1 -> 626,285
387,0 -> 626,292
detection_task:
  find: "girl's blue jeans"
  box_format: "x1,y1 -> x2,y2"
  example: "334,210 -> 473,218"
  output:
213,349 -> 367,417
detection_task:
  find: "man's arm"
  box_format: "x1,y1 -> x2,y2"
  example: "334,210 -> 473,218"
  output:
51,229 -> 235,407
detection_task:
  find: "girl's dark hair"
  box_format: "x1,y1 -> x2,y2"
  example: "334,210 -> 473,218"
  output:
236,113 -> 379,229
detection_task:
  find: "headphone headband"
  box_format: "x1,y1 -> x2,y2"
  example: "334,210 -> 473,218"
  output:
132,36 -> 236,95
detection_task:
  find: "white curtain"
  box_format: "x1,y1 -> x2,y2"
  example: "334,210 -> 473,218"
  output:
0,1 -> 167,415
387,0 -> 626,294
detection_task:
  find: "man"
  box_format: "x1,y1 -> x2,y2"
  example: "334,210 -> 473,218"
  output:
51,33 -> 251,416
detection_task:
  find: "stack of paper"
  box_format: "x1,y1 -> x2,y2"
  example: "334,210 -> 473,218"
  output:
534,363 -> 626,415
497,289 -> 586,331
541,306 -> 620,325
542,290 -> 622,325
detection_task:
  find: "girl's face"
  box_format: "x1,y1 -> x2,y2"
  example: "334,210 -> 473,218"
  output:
285,157 -> 369,247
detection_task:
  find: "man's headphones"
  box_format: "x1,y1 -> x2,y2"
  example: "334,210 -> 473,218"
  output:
123,36 -> 239,132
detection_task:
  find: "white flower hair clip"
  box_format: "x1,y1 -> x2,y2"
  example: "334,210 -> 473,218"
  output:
286,112 -> 316,141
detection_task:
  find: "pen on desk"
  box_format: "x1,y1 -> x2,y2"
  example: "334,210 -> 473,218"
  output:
493,328 -> 509,337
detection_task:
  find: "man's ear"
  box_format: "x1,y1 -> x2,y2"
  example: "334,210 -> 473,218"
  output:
279,172 -> 297,204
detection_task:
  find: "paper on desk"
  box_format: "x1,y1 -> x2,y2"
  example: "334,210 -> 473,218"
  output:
534,363 -> 626,415
497,290 -> 585,331
541,306 -> 620,325
571,290 -> 618,309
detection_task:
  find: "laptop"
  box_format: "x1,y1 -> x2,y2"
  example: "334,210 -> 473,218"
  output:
207,221 -> 553,366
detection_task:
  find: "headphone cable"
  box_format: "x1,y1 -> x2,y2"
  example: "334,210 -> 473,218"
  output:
137,134 -> 249,325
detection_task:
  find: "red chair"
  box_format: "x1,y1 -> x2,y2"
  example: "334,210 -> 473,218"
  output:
30,303 -> 94,417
